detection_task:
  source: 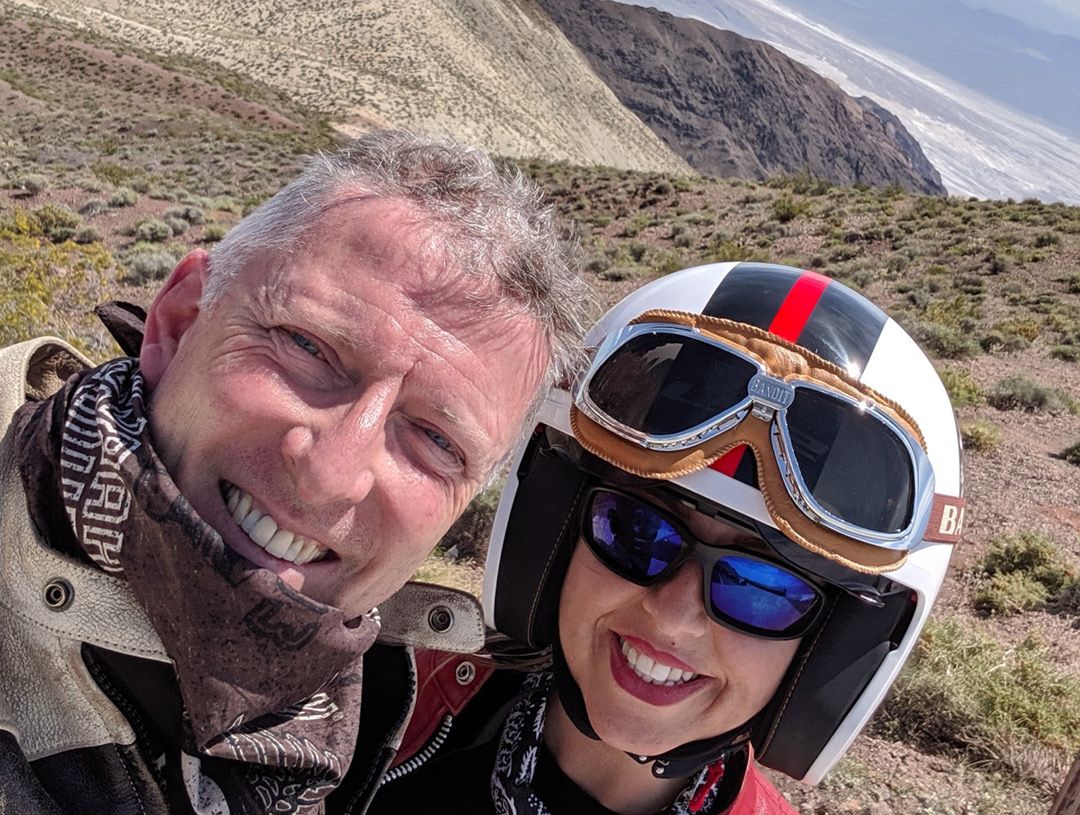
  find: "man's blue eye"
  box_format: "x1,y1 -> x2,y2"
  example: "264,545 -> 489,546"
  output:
291,332 -> 320,356
425,428 -> 454,453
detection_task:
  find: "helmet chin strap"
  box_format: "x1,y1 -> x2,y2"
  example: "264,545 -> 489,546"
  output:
552,643 -> 754,779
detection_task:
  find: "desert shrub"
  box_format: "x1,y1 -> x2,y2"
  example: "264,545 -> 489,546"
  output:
1063,441 -> 1080,465
32,205 -> 81,243
939,368 -> 983,406
905,321 -> 979,359
988,375 -> 1076,414
771,195 -> 801,223
122,248 -> 179,284
79,199 -> 109,217
0,212 -> 116,349
164,205 -> 205,224
972,532 -> 1077,616
12,174 -> 47,195
1064,274 -> 1080,295
109,187 -> 137,208
202,223 -> 228,242
881,617 -> 1080,786
985,252 -> 1009,275
73,227 -> 102,245
960,420 -> 1000,452
1051,345 -> 1079,362
1033,231 -> 1060,248
165,217 -> 188,237
973,571 -> 1051,616
134,219 -> 172,243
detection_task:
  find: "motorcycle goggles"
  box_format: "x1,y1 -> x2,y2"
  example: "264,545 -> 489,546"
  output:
570,310 -> 962,574
582,487 -> 824,639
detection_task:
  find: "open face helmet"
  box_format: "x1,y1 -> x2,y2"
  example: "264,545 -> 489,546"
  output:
483,262 -> 964,782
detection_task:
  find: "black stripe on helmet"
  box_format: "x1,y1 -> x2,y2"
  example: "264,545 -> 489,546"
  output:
797,283 -> 887,379
701,262 -> 796,326
702,262 -> 887,379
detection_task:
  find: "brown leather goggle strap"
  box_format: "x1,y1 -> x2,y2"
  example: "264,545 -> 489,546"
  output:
571,405 -> 907,574
629,309 -> 927,449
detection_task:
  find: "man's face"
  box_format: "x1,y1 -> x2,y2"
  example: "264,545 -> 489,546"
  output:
140,194 -> 548,617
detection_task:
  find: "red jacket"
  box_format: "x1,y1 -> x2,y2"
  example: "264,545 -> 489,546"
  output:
394,650 -> 798,815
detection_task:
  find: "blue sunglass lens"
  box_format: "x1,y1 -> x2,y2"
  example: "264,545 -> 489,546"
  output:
710,555 -> 818,633
589,491 -> 682,578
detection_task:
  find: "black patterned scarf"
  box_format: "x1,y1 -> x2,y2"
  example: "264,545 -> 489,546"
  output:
15,355 -> 379,813
491,672 -> 730,815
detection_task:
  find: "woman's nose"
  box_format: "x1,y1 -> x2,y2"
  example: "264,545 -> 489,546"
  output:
641,559 -> 711,639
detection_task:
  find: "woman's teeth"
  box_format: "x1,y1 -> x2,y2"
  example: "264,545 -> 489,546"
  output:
620,638 -> 697,686
224,483 -> 328,565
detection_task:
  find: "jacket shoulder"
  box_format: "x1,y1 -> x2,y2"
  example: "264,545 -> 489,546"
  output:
0,338 -> 90,416
726,761 -> 798,815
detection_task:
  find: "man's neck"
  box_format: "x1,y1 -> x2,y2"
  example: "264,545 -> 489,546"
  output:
543,695 -> 686,815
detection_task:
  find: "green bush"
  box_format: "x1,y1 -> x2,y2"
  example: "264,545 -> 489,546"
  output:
881,618 -> 1080,783
972,571 -> 1049,615
988,375 -> 1077,414
12,174 -> 47,195
771,195 -> 801,223
906,321 -> 980,359
121,242 -> 184,284
939,368 -> 983,406
960,420 -> 1000,452
79,199 -> 109,217
134,219 -> 172,243
32,205 -> 81,243
165,217 -> 188,237
202,223 -> 228,242
73,227 -> 102,245
164,205 -> 205,225
971,528 -> 1078,615
1063,441 -> 1080,466
109,187 -> 137,208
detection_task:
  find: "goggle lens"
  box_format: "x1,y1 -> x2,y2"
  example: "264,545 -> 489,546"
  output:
786,388 -> 914,533
585,490 -> 821,637
587,332 -> 758,437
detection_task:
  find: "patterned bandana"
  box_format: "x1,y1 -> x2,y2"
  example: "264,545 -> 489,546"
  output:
17,356 -> 379,813
491,672 -> 729,815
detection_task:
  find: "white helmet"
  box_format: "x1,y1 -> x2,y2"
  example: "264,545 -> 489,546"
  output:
483,262 -> 964,782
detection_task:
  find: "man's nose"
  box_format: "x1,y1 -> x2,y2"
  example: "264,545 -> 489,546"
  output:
281,381 -> 398,507
641,559 -> 711,639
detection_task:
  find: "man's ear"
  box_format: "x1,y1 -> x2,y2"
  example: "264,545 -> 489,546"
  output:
140,249 -> 209,389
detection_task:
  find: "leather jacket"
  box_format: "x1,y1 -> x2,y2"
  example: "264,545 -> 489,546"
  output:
0,338 -> 486,814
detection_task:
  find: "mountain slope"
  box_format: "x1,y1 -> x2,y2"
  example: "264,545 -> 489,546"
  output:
9,0 -> 689,174
537,0 -> 945,193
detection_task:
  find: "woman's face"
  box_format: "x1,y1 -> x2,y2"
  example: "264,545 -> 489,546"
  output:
557,499 -> 802,756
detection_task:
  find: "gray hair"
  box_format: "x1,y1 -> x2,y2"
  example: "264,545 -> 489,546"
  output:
205,130 -> 590,409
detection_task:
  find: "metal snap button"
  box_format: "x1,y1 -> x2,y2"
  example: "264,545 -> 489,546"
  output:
43,578 -> 74,612
455,661 -> 476,685
428,605 -> 454,633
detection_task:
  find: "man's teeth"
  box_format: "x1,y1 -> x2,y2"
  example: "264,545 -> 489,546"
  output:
224,484 -> 328,565
620,638 -> 697,686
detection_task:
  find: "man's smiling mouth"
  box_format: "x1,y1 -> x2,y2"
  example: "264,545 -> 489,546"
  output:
222,482 -> 330,565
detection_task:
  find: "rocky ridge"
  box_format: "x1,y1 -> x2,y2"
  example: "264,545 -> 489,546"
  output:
537,0 -> 946,194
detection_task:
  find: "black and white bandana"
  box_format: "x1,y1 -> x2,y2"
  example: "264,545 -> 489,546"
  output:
491,672 -> 729,815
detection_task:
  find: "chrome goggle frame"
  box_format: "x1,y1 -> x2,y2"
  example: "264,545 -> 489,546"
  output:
572,322 -> 936,552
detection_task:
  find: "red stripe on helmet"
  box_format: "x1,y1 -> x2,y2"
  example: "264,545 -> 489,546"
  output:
767,270 -> 830,342
710,270 -> 831,476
